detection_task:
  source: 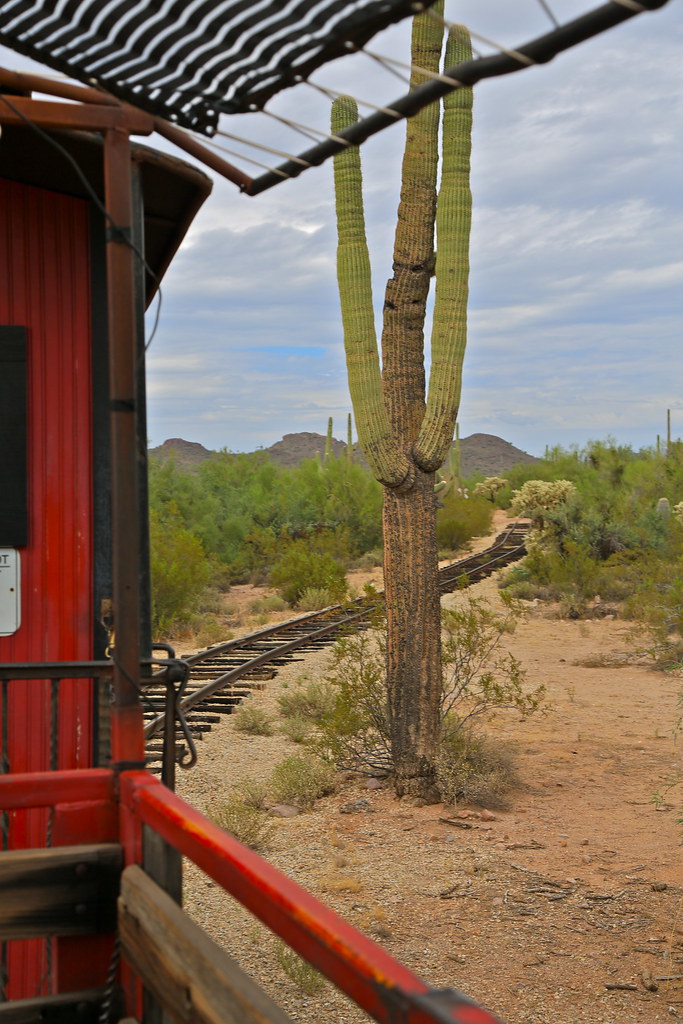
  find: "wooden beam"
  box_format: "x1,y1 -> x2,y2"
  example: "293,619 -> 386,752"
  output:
119,865 -> 294,1024
0,986 -> 107,1022
0,97 -> 153,134
0,844 -> 122,939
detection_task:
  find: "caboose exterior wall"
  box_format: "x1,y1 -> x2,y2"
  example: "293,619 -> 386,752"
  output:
0,176 -> 96,997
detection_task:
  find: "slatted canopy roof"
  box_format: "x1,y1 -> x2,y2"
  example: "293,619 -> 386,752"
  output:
0,0 -> 674,195
0,0 -> 430,134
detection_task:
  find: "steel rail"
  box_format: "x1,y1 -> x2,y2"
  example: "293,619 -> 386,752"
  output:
143,522 -> 529,755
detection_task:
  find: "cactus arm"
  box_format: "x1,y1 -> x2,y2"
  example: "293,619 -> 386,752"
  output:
347,412 -> 353,463
332,96 -> 413,490
381,2 -> 443,443
413,25 -> 473,472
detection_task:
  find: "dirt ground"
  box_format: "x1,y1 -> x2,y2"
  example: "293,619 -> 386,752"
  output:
174,516 -> 683,1024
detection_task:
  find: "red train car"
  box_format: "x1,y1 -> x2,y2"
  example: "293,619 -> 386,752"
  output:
0,120 -> 211,999
0,79 -> 503,1024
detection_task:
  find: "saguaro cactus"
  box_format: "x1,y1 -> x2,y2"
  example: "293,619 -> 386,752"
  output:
324,416 -> 334,463
333,5 -> 473,797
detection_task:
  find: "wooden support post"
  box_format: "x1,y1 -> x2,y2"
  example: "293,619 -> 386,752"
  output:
103,125 -> 145,769
118,866 -> 293,1024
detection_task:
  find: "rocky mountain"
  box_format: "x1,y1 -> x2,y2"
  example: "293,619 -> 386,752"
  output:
149,437 -> 214,469
149,431 -> 537,477
457,433 -> 537,477
266,432 -> 350,468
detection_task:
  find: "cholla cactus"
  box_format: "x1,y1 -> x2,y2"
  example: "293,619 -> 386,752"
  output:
473,476 -> 508,502
510,479 -> 577,529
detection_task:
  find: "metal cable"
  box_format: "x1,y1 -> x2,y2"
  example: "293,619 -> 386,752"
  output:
215,127 -> 313,167
305,79 -> 402,120
535,0 -> 561,27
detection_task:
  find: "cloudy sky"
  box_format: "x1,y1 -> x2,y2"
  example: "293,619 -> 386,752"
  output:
4,1 -> 682,457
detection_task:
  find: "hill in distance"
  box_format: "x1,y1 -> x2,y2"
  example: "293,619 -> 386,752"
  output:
150,432 -> 537,477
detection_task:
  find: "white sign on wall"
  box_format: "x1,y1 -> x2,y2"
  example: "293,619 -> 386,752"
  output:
0,548 -> 21,637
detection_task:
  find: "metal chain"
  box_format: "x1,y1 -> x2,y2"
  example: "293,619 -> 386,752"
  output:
98,936 -> 120,1024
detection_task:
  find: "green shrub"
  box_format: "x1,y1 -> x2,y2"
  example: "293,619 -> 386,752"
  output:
441,596 -> 547,730
270,754 -> 337,809
315,599 -> 546,784
233,777 -> 270,809
150,510 -> 211,637
206,799 -> 275,851
280,716 -> 315,744
232,702 -> 274,736
436,729 -> 518,809
274,942 -> 327,995
297,587 -> 338,611
269,542 -> 348,607
436,495 -> 493,552
278,678 -> 336,723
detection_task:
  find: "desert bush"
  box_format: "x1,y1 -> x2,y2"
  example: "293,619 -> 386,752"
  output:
150,509 -> 212,637
316,599 -> 545,781
274,942 -> 327,995
436,728 -> 518,809
233,776 -> 270,810
441,596 -> 547,731
436,494 -> 493,552
351,549 -> 384,570
232,702 -> 274,736
206,799 -> 275,851
248,594 -> 288,614
270,753 -> 337,809
280,716 -> 315,744
296,586 -> 338,611
269,542 -> 348,607
278,677 -> 336,723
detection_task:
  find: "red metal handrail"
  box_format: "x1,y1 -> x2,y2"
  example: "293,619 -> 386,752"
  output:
122,771 -> 503,1024
0,767 -> 503,1024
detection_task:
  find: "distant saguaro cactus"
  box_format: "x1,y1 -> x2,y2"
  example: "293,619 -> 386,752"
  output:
324,417 -> 334,463
656,496 -> 671,522
332,3 -> 473,797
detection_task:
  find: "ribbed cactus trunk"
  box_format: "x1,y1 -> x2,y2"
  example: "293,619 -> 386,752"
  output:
333,6 -> 472,798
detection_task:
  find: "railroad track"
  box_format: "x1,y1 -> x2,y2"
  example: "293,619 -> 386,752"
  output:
143,520 -> 529,778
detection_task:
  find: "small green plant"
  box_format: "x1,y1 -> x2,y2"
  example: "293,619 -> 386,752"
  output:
280,716 -> 315,744
296,586 -> 338,611
269,541 -> 348,607
270,753 -> 337,810
435,728 -> 518,809
277,677 -> 336,723
206,799 -> 275,851
441,596 -> 547,735
232,702 -> 274,736
233,776 -> 270,810
150,509 -> 212,637
274,941 -> 327,996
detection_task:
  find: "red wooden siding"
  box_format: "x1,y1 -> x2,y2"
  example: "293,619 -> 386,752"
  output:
0,177 -> 95,997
